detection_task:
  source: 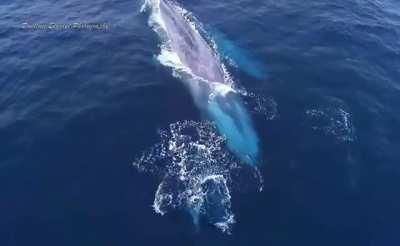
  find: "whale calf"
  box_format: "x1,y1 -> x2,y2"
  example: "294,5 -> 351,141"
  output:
143,0 -> 260,165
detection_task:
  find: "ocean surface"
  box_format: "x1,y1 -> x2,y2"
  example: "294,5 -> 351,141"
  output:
1,0 -> 400,245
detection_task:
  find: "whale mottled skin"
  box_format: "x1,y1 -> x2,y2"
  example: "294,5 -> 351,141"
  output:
154,0 -> 260,165
159,0 -> 225,83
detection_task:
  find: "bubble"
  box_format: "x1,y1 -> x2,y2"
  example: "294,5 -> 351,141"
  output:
306,107 -> 355,142
244,93 -> 278,120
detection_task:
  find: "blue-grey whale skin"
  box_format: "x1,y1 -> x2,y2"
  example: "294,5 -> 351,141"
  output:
159,0 -> 259,165
159,0 -> 224,83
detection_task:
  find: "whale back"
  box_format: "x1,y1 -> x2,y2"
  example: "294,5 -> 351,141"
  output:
159,0 -> 225,83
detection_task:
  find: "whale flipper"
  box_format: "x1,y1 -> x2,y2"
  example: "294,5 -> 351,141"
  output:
210,29 -> 268,80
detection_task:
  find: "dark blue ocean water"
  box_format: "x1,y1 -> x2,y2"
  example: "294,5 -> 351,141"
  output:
1,0 -> 400,245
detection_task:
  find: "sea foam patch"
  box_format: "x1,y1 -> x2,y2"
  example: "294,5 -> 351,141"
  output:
133,121 -> 262,234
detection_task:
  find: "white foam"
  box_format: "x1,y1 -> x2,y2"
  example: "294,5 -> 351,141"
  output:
142,0 -> 165,30
215,214 -> 235,234
153,181 -> 172,215
133,121 -> 263,234
157,45 -> 185,70
212,83 -> 235,96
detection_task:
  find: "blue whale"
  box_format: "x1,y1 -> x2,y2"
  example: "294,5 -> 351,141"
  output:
148,0 -> 260,165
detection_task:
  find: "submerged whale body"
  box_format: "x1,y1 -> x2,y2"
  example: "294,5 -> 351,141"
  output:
146,0 -> 260,165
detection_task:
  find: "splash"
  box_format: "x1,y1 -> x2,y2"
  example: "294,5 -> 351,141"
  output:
133,121 -> 262,234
